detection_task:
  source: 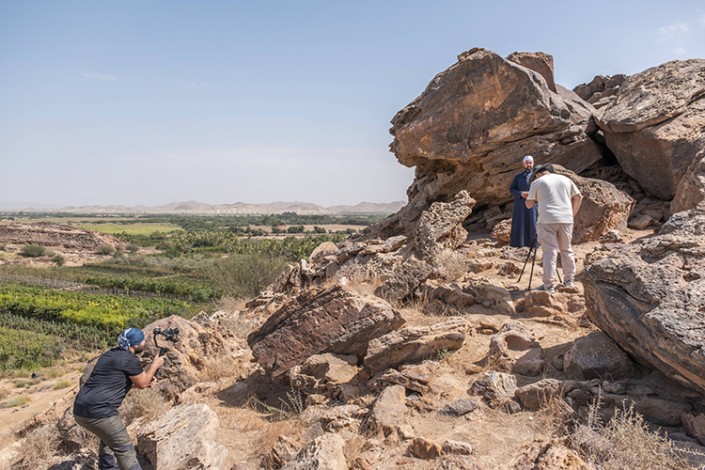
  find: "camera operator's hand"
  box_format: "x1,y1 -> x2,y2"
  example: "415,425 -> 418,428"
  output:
153,354 -> 166,370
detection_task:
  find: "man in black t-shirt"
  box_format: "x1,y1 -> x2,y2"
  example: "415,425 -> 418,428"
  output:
74,327 -> 165,470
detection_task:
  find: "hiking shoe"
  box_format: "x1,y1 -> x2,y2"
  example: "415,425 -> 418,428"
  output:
564,279 -> 575,288
537,284 -> 555,293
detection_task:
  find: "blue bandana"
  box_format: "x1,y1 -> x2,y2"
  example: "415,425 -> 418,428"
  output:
117,328 -> 145,350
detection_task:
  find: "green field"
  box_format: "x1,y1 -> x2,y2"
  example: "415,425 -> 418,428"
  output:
78,222 -> 184,235
0,213 -> 373,373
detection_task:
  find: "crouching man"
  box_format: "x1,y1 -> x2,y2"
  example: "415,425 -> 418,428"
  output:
74,327 -> 165,470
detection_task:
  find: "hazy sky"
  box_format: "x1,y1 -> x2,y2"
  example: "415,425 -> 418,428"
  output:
2,1 -> 705,207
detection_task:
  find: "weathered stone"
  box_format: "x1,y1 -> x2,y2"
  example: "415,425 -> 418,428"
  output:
635,397 -> 690,426
512,441 -> 591,470
369,365 -> 432,395
515,379 -> 563,411
137,403 -> 228,470
138,316 -> 237,401
248,286 -> 404,377
266,435 -> 300,469
491,218 -> 512,245
584,207 -> 705,395
469,371 -> 518,408
573,74 -> 628,107
287,353 -> 360,397
282,433 -> 347,470
563,332 -> 635,380
376,48 -> 601,238
56,406 -> 95,452
439,398 -> 481,417
597,59 -> 705,199
672,150 -> 705,213
408,437 -> 442,459
364,317 -> 467,374
565,169 -> 635,243
683,413 -> 705,446
374,256 -> 434,304
310,241 -> 340,262
362,385 -> 408,438
411,190 -> 475,260
442,439 -> 474,456
487,322 -> 540,371
507,51 -> 557,92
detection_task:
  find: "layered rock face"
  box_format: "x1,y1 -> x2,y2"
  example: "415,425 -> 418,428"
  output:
596,59 -> 705,200
583,207 -> 705,394
386,48 -> 602,234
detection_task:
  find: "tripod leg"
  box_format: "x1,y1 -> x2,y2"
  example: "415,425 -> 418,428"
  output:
528,246 -> 537,290
516,246 -> 534,283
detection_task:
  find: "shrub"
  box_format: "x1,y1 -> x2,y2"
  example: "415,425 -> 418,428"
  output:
19,244 -> 46,258
120,388 -> 170,425
12,424 -> 59,470
569,401 -> 690,469
96,244 -> 115,255
1,395 -> 30,408
202,254 -> 287,298
52,380 -> 73,390
51,254 -> 65,266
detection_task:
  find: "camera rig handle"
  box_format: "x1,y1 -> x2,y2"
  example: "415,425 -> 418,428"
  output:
153,327 -> 180,357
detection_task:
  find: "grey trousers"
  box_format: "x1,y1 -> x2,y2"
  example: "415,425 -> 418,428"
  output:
537,222 -> 576,287
74,414 -> 141,470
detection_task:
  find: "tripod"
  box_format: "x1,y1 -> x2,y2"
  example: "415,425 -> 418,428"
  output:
516,237 -> 561,290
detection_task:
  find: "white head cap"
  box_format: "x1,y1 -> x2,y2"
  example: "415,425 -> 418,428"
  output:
522,155 -> 534,163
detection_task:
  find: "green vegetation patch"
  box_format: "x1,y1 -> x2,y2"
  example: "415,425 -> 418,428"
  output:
0,327 -> 64,372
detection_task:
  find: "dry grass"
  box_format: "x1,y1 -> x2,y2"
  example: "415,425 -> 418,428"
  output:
247,388 -> 306,422
199,355 -> 239,382
1,395 -> 30,408
52,379 -> 73,390
120,387 -> 170,425
568,401 -> 695,470
12,424 -> 60,470
435,249 -> 470,280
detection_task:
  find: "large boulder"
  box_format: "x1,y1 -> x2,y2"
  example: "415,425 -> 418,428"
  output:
141,316 -> 238,400
247,286 -> 404,377
567,170 -> 635,243
411,190 -> 475,260
363,317 -> 468,374
672,150 -> 705,213
383,47 -> 602,235
137,403 -> 229,470
583,207 -> 705,395
573,74 -> 628,109
596,59 -> 705,200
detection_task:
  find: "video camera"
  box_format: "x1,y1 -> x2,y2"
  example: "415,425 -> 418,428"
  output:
153,327 -> 180,357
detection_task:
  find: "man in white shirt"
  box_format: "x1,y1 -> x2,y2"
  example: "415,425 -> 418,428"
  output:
525,164 -> 582,292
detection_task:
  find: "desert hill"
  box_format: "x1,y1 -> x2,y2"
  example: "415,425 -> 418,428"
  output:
0,200 -> 406,215
3,48 -> 705,469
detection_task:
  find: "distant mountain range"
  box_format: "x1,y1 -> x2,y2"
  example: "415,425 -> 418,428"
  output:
0,200 -> 406,215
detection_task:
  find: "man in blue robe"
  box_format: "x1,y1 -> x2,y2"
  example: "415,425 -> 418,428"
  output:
509,155 -> 538,247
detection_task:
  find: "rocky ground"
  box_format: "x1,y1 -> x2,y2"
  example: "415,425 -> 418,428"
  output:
4,222 -> 705,470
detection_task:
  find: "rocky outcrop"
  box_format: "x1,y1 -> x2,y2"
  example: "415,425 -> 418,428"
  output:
384,47 -> 602,235
565,170 -> 635,243
583,207 -> 705,394
411,191 -> 475,260
672,150 -> 705,213
573,74 -> 628,109
507,51 -> 557,92
563,332 -> 635,380
596,59 -> 705,200
141,316 -> 238,400
137,403 -> 228,470
282,433 -> 347,470
247,286 -> 404,377
0,222 -> 126,251
363,317 -> 468,374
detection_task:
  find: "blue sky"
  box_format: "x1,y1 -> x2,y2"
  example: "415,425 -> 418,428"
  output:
2,1 -> 705,207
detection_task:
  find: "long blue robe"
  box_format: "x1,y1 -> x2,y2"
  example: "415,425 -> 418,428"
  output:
509,170 -> 538,247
